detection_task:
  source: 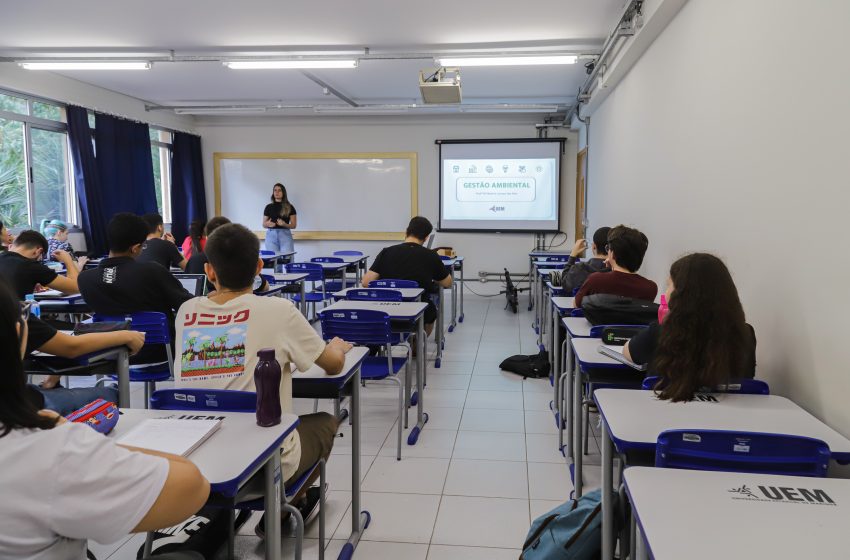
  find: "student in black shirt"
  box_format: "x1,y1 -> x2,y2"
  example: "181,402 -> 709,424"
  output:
0,230 -> 79,299
362,216 -> 451,335
262,183 -> 297,254
624,253 -> 757,401
137,213 -> 187,270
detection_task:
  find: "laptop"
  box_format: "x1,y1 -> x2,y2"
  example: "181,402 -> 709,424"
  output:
597,344 -> 647,371
173,274 -> 207,296
425,233 -> 435,249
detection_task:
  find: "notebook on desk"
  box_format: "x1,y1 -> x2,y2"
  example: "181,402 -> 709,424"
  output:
597,344 -> 647,371
117,418 -> 221,456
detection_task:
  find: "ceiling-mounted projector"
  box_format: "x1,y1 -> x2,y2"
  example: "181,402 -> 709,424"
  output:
419,67 -> 462,104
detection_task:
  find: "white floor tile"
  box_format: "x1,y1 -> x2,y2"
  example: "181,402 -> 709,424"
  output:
332,492 -> 441,543
523,390 -> 553,411
333,423 -> 391,456
325,453 -> 374,492
431,361 -> 475,375
452,431 -> 526,461
527,461 -> 573,501
398,407 -> 462,431
378,428 -> 457,459
522,378 -> 553,393
525,433 -> 565,463
464,390 -> 524,410
362,456 -> 450,495
471,361 -> 509,376
328,540 -> 429,559
432,496 -> 530,548
468,374 -> 524,392
422,388 -> 468,408
459,408 -> 524,433
443,459 -> 528,499
524,410 -> 558,435
425,374 -> 471,390
529,499 -> 564,520
301,490 -> 351,539
427,544 -> 522,560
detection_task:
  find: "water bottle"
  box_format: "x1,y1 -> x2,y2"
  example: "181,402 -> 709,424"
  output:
25,294 -> 41,319
254,348 -> 282,427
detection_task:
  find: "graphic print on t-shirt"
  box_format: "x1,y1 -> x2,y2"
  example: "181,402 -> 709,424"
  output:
180,309 -> 251,380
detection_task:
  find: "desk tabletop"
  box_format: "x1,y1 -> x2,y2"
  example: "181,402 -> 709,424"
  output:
263,271 -> 309,283
34,290 -> 82,301
323,300 -> 428,319
293,347 -> 368,386
551,296 -> 576,311
562,316 -> 593,337
260,251 -> 296,259
625,467 -> 850,560
112,409 -> 298,496
317,261 -> 350,270
595,389 -> 850,458
317,254 -> 369,264
529,250 -> 572,257
570,338 -> 625,368
333,287 -> 424,300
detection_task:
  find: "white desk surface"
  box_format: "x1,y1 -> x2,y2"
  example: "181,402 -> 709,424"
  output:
262,271 -> 309,283
529,250 -> 572,257
316,261 -> 350,270
322,300 -> 427,320
551,296 -> 575,311
318,254 -> 368,264
570,338 -> 624,367
595,389 -> 850,457
333,287 -> 424,300
34,289 -> 82,300
260,251 -> 296,259
625,467 -> 850,560
293,347 -> 368,381
440,258 -> 457,267
562,316 -> 593,337
112,409 -> 298,494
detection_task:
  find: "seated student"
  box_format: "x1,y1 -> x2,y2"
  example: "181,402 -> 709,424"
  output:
0,280 -> 210,559
181,219 -> 206,261
185,216 -> 231,276
0,230 -> 80,299
0,220 -> 12,251
174,223 -> 351,533
574,224 -> 657,307
361,216 -> 452,336
40,219 -> 87,270
138,213 -> 188,270
560,226 -> 611,294
624,253 -> 757,402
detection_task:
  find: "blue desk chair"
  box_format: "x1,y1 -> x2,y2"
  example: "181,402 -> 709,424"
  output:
539,255 -> 571,262
656,429 -> 830,477
320,308 -> 409,460
333,251 -> 363,256
369,279 -> 418,289
286,262 -> 332,319
345,288 -> 403,302
570,308 -> 585,318
312,257 -> 348,292
642,376 -> 770,395
150,388 -> 327,560
93,312 -> 173,408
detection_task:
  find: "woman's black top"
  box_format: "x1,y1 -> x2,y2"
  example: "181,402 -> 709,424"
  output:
263,202 -> 297,229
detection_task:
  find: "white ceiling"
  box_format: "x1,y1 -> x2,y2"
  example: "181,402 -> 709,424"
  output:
0,0 -> 626,114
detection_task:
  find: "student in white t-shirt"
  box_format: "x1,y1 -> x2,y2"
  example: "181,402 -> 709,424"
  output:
174,223 -> 351,535
0,278 -> 210,560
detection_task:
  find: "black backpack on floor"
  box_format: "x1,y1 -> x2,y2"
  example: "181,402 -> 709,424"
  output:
500,350 -> 550,379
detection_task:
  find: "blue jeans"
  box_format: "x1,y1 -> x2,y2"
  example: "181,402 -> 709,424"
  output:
34,385 -> 119,416
265,228 -> 294,254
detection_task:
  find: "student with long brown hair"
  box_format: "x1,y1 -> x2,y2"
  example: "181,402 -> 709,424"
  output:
262,182 -> 297,254
624,253 -> 756,402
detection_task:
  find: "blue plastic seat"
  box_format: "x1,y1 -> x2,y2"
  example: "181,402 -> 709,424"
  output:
150,388 -> 327,559
369,278 -> 419,289
94,312 -> 173,408
311,257 -> 348,292
539,255 -> 571,263
333,250 -> 363,256
641,376 -> 770,395
286,262 -> 333,319
656,429 -> 830,477
319,308 -> 409,460
346,288 -> 403,302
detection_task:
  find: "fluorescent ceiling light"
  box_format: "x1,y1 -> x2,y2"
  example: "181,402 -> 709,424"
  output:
19,61 -> 151,70
173,107 -> 268,115
436,55 -> 577,67
224,60 -> 357,69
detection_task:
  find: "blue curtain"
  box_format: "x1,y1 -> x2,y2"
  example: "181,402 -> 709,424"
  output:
94,113 -> 158,219
170,132 -> 207,242
66,105 -> 108,254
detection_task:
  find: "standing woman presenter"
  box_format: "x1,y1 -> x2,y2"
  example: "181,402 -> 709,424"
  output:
262,182 -> 297,253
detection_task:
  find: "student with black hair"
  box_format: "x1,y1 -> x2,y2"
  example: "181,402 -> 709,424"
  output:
624,253 -> 757,402
180,219 -> 206,260
361,216 -> 452,335
0,279 -> 210,559
560,225 -> 611,293
0,219 -> 12,250
574,224 -> 657,307
185,216 -> 232,276
138,213 -> 188,270
174,223 -> 350,534
0,230 -> 79,298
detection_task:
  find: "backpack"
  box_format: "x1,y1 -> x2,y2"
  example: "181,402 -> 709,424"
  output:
581,294 -> 659,326
560,259 -> 607,294
499,350 -> 550,379
136,507 -> 251,558
521,488 -> 603,560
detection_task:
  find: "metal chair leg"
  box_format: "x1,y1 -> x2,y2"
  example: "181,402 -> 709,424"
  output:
283,501 -> 303,560
319,460 -> 326,560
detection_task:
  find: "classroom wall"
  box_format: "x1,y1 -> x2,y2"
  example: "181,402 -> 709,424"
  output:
584,0 -> 850,437
196,115 -> 578,295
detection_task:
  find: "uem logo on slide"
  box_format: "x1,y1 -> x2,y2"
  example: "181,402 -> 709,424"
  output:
728,484 -> 836,505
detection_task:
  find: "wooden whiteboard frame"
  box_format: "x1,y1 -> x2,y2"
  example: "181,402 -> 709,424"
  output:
213,151 -> 419,241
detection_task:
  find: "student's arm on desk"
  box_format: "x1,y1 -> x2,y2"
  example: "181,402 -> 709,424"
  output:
437,275 -> 452,288
46,274 -> 78,295
38,330 -> 146,359
52,249 -> 79,281
120,445 -> 211,532
361,270 -> 379,288
315,337 -> 353,375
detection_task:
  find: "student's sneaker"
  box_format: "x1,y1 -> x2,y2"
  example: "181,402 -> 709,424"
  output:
253,484 -> 327,539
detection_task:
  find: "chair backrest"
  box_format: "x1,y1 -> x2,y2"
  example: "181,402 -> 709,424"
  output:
319,308 -> 393,345
641,376 -> 770,395
439,255 -> 453,261
311,257 -> 344,263
540,255 -> 570,262
369,279 -> 418,289
259,250 -> 275,258
333,250 -> 363,256
571,287 -> 580,297
150,388 -> 256,412
656,429 -> 830,477
284,262 -> 324,281
570,308 -> 585,317
346,288 -> 403,302
93,312 -> 171,345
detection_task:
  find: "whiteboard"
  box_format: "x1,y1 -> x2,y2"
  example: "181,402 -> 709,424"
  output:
215,153 -> 418,240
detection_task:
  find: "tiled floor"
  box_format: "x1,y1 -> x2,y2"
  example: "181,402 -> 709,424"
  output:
83,294 -> 607,559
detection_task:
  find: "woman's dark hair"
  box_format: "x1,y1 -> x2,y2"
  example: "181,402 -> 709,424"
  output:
270,183 -> 292,216
0,278 -> 57,437
651,253 -> 750,402
188,220 -> 205,255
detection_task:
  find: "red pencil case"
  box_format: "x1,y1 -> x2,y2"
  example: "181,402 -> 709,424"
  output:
65,399 -> 119,434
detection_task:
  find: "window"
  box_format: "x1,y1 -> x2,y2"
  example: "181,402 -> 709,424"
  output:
0,117 -> 28,227
150,127 -> 173,222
